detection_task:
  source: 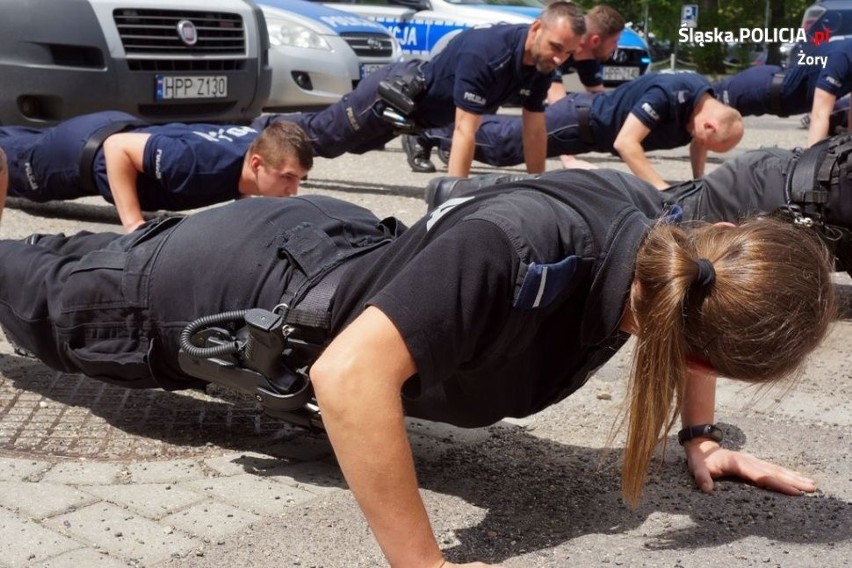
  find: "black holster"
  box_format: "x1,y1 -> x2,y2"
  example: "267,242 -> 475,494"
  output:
377,65 -> 426,117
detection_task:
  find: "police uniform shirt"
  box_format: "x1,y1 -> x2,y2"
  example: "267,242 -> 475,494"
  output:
552,56 -> 604,88
590,71 -> 712,152
331,169 -> 664,428
783,39 -> 852,115
414,24 -> 553,129
92,122 -> 256,211
712,65 -> 782,116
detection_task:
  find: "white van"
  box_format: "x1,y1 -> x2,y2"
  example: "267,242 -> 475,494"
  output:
0,0 -> 272,126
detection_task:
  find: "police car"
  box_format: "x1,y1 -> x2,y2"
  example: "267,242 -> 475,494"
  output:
310,0 -> 649,85
309,0 -> 532,59
260,0 -> 402,111
789,0 -> 852,64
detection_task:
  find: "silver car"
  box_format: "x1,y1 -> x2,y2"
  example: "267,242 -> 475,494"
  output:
260,0 -> 401,111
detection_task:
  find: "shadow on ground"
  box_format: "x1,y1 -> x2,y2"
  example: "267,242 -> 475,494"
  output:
2,352 -> 849,564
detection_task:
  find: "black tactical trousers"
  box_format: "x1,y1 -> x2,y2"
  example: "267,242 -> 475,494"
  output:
0,196 -> 397,391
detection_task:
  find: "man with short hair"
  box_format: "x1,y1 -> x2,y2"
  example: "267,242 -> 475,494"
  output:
408,71 -> 744,189
0,111 -> 313,232
254,1 -> 585,177
712,38 -> 852,146
547,4 -> 626,101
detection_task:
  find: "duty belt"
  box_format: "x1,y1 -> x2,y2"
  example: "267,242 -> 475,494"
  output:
576,106 -> 596,146
79,119 -> 148,195
786,136 -> 833,211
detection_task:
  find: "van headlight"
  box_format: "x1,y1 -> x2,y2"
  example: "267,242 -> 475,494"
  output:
267,20 -> 332,51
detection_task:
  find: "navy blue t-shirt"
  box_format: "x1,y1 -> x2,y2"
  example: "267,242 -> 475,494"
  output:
590,71 -> 712,151
712,65 -> 782,116
93,123 -> 256,211
782,38 -> 852,114
552,56 -> 604,88
413,24 -> 553,128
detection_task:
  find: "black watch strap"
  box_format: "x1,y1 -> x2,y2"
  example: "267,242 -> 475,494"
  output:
678,424 -> 723,446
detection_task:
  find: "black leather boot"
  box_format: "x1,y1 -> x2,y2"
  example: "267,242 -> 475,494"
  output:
402,134 -> 436,173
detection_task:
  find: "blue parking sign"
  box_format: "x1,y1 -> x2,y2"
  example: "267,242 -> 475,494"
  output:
681,4 -> 698,28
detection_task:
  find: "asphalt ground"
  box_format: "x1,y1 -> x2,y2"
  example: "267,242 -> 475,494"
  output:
0,113 -> 849,568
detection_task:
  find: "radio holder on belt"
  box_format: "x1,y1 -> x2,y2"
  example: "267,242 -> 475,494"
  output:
377,64 -> 426,134
177,307 -> 326,431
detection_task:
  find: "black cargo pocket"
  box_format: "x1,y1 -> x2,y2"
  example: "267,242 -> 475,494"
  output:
65,335 -> 159,388
59,218 -> 179,314
60,250 -> 131,313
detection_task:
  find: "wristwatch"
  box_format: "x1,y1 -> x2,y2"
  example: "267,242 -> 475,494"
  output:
677,423 -> 724,446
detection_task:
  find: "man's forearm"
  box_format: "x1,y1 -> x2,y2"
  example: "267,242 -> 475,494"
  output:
689,141 -> 708,178
447,125 -> 478,177
102,136 -> 146,232
447,108 -> 483,178
522,110 -> 547,174
522,134 -> 547,174
447,133 -> 476,177
107,166 -> 146,232
807,111 -> 831,147
808,89 -> 836,147
615,142 -> 668,189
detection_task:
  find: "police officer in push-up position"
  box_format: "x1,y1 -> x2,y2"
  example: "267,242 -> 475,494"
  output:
252,2 -> 585,179
404,5 -> 626,174
405,71 -> 744,189
545,5 -> 625,102
404,5 -> 625,174
0,111 -> 313,232
712,37 -> 852,146
427,133 -> 852,273
0,159 -> 838,564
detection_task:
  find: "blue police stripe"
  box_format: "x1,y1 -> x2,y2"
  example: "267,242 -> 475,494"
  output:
514,255 -> 579,310
373,17 -> 472,56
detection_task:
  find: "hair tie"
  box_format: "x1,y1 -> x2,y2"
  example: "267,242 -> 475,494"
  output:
693,258 -> 716,292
